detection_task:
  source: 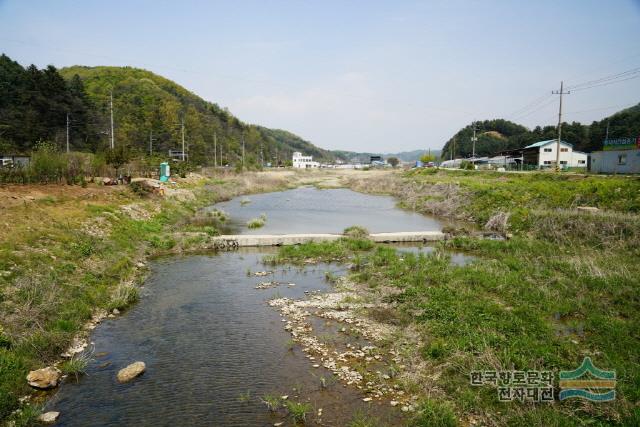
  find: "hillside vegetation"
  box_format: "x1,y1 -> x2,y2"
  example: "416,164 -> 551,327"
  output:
441,105 -> 640,159
0,54 -> 333,166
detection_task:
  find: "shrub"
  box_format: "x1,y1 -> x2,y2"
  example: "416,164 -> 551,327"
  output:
30,141 -> 66,183
108,284 -> 139,311
343,225 -> 370,239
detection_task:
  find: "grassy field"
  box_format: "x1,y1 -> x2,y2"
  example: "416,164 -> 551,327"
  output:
273,169 -> 640,426
0,170 -> 297,424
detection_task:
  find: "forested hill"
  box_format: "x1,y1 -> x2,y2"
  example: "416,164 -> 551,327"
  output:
0,54 -> 334,165
441,104 -> 640,159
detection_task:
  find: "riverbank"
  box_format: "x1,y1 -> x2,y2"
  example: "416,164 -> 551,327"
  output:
0,169 -> 307,425
269,169 -> 640,426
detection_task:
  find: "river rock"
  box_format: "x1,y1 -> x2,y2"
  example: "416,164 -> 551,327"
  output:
26,367 -> 61,389
38,411 -> 60,424
117,361 -> 146,383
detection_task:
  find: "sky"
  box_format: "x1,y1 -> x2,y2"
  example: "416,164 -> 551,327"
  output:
1,0 -> 639,153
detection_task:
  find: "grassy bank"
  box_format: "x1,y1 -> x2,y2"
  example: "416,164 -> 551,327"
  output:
0,170 -> 296,424
273,170 -> 640,426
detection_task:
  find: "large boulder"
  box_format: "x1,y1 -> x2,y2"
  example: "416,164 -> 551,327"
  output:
26,367 -> 61,389
117,361 -> 146,383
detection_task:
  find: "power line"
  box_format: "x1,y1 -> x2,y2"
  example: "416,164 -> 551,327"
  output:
564,101 -> 638,115
511,98 -> 557,121
569,73 -> 640,92
567,66 -> 640,90
506,93 -> 554,119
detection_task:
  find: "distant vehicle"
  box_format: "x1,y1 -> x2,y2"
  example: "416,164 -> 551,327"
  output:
426,162 -> 436,168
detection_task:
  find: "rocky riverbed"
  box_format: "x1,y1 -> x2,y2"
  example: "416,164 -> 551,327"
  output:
268,276 -> 424,414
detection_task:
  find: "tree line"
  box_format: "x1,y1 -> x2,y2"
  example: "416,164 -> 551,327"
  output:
0,54 -> 334,168
440,106 -> 640,159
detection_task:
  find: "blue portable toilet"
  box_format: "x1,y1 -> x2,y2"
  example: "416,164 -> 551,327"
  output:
160,162 -> 170,182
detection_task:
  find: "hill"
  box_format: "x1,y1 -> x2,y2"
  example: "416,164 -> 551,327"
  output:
58,65 -> 335,165
333,149 -> 441,163
0,53 -> 333,165
441,104 -> 640,159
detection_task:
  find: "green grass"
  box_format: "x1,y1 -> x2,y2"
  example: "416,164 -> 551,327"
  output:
411,400 -> 457,427
260,394 -> 282,412
59,352 -> 91,381
343,225 -> 370,239
283,400 -> 313,424
247,213 -> 267,229
0,172 -> 289,423
263,237 -> 374,265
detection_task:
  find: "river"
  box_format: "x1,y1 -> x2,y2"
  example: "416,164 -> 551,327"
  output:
45,188 -> 471,426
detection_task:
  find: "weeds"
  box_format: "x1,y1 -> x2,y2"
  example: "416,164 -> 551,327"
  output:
260,394 -> 281,412
59,352 -> 92,381
247,213 -> 267,229
343,225 -> 370,239
108,283 -> 139,311
411,400 -> 457,427
283,400 -> 312,424
237,390 -> 252,403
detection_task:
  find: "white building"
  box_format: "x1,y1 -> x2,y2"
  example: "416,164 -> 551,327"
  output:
292,151 -> 320,169
523,140 -> 588,169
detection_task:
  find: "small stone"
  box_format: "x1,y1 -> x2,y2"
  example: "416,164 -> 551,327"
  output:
362,397 -> 372,402
112,308 -> 120,315
312,364 -> 320,368
281,395 -> 288,400
136,262 -> 145,268
117,361 -> 146,383
38,411 -> 60,424
274,423 -> 284,427
390,400 -> 399,406
27,367 -> 61,389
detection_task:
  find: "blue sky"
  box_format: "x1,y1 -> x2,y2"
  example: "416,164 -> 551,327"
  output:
1,0 -> 639,152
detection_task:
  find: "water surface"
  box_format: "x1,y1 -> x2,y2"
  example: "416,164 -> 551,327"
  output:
213,187 -> 444,234
47,188 -> 466,426
47,251 -> 398,426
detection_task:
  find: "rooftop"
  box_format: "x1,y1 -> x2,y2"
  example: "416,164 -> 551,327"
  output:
524,139 -> 572,149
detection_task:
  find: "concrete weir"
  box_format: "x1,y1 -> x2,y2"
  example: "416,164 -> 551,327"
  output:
211,231 -> 445,248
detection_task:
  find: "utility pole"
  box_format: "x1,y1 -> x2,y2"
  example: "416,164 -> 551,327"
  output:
241,133 -> 245,169
66,112 -> 70,153
181,116 -> 186,162
605,120 -> 610,142
552,81 -> 570,172
109,90 -> 115,149
453,137 -> 456,160
471,121 -> 478,159
213,131 -> 217,167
